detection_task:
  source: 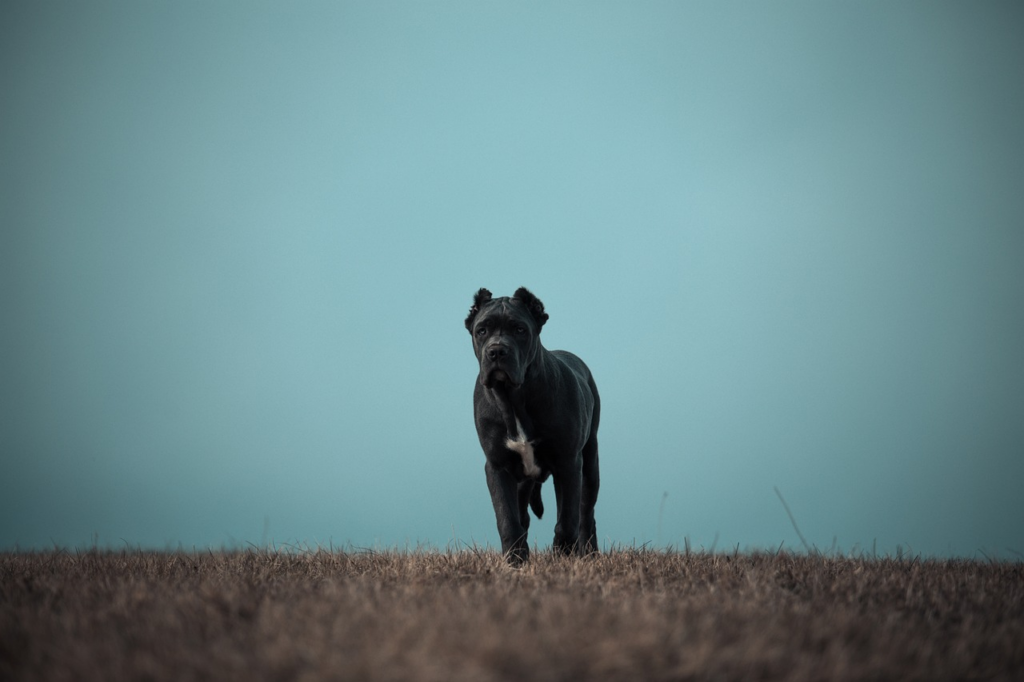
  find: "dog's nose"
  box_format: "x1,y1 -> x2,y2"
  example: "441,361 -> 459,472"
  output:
486,346 -> 508,361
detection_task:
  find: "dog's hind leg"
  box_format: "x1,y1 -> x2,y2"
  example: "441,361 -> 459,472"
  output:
579,435 -> 600,554
552,461 -> 582,555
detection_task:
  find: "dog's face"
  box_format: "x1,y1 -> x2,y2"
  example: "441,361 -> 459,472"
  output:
465,287 -> 549,389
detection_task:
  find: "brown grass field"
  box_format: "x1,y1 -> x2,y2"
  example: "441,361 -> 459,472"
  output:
1,547 -> 1022,681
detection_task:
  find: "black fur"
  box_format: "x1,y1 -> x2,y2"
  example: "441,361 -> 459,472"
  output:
466,287 -> 600,565
512,287 -> 549,329
464,288 -> 493,331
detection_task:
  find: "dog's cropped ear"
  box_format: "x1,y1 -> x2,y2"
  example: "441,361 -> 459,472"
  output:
513,287 -> 549,329
465,288 -> 493,331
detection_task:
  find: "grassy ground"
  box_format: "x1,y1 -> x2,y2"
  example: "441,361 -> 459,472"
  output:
1,547 -> 1022,681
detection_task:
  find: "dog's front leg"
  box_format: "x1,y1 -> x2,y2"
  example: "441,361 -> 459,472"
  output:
551,456 -> 582,555
484,461 -> 529,565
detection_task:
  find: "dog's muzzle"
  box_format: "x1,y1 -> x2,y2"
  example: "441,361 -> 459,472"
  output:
481,343 -> 523,388
482,366 -> 522,389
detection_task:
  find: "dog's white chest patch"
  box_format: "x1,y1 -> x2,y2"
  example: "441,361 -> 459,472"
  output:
505,417 -> 540,478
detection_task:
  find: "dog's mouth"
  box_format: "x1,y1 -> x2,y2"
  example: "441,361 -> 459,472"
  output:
483,368 -> 521,390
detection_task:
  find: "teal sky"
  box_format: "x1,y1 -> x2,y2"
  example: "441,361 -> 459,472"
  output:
2,2 -> 1022,557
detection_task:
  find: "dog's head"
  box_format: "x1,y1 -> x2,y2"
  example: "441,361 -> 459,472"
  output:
465,287 -> 549,389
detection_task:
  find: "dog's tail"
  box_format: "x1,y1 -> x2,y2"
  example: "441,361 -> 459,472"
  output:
529,482 -> 544,519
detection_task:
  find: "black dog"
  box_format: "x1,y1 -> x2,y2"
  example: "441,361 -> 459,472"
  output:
465,287 -> 600,565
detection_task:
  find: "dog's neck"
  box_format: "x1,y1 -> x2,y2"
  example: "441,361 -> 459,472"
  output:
488,342 -> 554,431
487,381 -> 530,438
487,380 -> 541,477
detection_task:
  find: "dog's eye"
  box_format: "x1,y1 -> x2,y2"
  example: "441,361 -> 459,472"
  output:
515,326 -> 527,335
476,326 -> 488,336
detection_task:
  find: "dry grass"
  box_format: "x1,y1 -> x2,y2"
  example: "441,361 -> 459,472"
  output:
2,547 -> 1022,681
